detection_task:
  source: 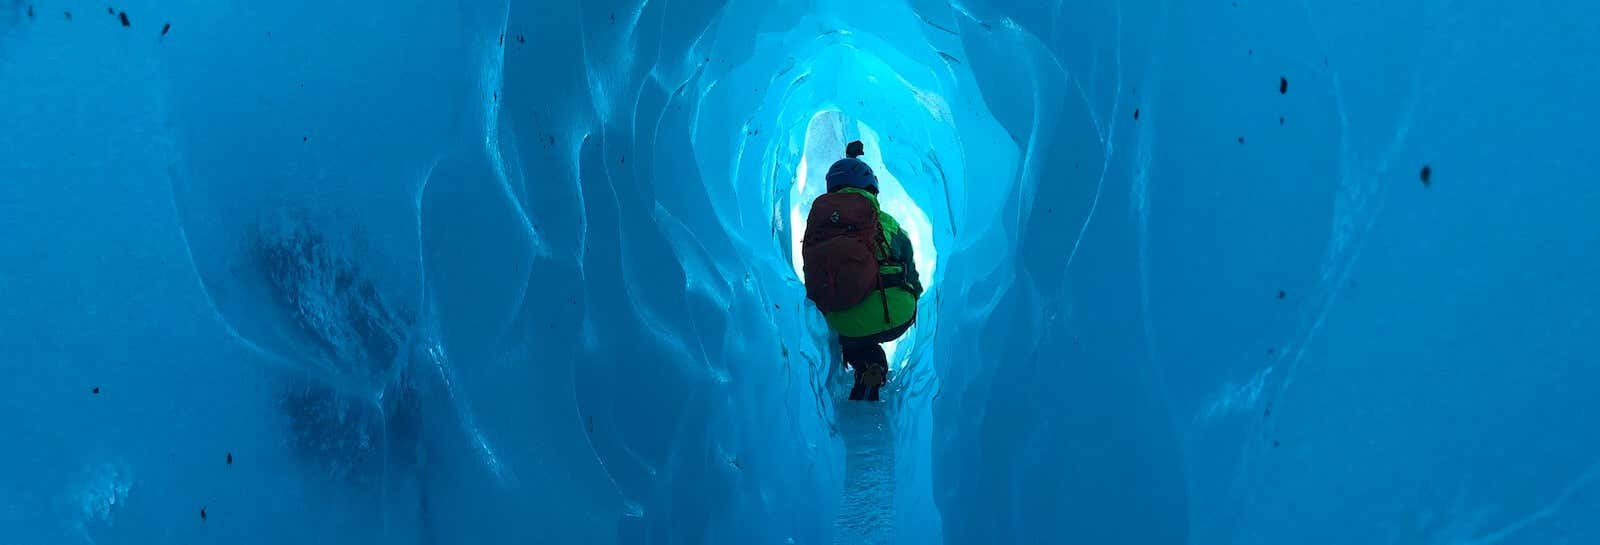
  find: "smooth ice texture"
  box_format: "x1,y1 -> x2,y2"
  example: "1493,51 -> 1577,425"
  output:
2,0 -> 1597,544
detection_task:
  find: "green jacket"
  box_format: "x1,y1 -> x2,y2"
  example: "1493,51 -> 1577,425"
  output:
821,188 -> 923,339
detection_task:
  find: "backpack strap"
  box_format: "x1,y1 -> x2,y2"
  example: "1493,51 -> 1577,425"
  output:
876,272 -> 891,323
877,271 -> 910,289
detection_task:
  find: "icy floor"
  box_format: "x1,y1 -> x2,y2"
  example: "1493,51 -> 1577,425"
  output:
834,401 -> 896,545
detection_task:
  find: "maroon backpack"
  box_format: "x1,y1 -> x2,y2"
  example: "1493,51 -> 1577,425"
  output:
802,192 -> 883,312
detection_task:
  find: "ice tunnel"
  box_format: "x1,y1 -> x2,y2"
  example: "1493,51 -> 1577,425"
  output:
2,0 -> 1598,543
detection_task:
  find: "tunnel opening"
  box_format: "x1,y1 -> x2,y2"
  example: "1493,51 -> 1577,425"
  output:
727,11 -> 1020,538
781,107 -> 949,544
788,110 -> 940,372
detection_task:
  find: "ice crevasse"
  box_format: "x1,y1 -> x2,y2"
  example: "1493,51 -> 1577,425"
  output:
1,0 -> 1597,544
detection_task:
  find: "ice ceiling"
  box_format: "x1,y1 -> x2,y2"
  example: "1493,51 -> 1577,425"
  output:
1,0 -> 1597,544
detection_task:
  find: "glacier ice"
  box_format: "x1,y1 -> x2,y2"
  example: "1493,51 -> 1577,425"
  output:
2,0 -> 1597,544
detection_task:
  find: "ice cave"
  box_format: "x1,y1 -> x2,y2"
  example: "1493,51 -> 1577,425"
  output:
1,0 -> 1597,543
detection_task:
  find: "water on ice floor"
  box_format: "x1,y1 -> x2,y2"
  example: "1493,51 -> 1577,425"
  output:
835,400 -> 895,545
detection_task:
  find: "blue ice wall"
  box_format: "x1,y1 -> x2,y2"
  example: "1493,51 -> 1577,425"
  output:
1,1 -> 848,543
2,0 -> 1597,544
924,1 -> 1600,544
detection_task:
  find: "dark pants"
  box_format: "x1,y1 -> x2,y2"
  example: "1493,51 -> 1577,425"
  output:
840,319 -> 914,401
